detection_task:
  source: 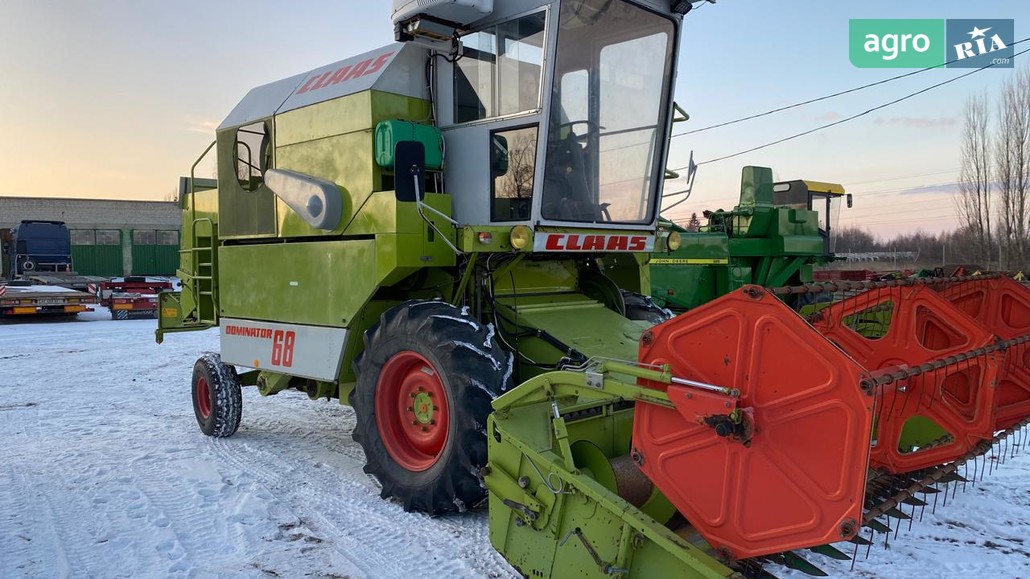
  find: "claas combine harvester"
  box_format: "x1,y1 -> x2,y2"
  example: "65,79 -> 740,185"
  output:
156,0 -> 1030,576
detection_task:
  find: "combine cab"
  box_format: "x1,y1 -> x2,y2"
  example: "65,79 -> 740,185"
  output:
156,0 -> 1030,577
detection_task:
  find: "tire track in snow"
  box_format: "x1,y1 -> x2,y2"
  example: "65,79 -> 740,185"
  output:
243,406 -> 375,480
238,398 -> 507,570
127,452 -> 248,575
199,388 -> 514,578
0,467 -> 66,578
21,462 -> 106,577
205,424 -> 514,579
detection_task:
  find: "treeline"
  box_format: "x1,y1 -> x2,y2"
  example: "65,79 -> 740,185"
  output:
955,64 -> 1030,272
834,226 -> 1002,270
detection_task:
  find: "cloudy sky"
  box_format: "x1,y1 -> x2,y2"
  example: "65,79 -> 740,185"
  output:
0,0 -> 1027,237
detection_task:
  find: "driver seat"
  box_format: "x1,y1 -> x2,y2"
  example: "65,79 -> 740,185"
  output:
543,130 -> 601,222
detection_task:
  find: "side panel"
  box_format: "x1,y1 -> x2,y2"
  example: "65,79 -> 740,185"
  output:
273,91 -> 432,239
218,240 -> 378,327
220,318 -> 348,381
216,129 -> 279,238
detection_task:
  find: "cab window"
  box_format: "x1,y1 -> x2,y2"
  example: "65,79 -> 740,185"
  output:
454,12 -> 546,124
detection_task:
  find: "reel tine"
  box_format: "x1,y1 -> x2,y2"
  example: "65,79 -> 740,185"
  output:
938,472 -> 968,484
902,495 -> 928,507
848,534 -> 873,546
809,544 -> 851,561
866,519 -> 891,533
782,551 -> 828,577
885,507 -> 911,520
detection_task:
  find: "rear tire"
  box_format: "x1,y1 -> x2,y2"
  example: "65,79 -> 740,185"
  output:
351,300 -> 512,514
622,290 -> 674,324
192,353 -> 242,438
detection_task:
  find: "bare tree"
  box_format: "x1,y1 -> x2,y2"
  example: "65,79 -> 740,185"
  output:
956,92 -> 992,265
994,66 -> 1030,271
499,133 -> 536,200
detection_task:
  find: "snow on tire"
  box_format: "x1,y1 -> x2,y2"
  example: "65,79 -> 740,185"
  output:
192,353 -> 242,438
351,300 -> 513,514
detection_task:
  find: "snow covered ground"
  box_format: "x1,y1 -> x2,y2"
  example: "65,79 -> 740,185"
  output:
1,310 -> 1028,579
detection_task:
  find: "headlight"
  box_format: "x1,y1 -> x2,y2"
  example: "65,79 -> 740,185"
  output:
509,225 -> 531,250
667,231 -> 682,251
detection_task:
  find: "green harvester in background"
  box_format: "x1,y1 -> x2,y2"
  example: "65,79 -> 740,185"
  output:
651,174 -> 852,311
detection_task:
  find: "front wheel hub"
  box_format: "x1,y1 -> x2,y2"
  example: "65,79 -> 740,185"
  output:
411,390 -> 436,425
195,376 -> 211,419
375,352 -> 450,471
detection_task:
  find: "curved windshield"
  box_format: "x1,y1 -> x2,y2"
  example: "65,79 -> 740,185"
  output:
541,0 -> 675,224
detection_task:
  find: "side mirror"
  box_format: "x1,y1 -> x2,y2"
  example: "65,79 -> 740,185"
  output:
846,193 -> 853,208
395,140 -> 426,203
491,134 -> 509,177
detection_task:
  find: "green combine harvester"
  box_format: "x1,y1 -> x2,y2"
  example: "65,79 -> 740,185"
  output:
651,179 -> 851,311
157,1 -> 1030,577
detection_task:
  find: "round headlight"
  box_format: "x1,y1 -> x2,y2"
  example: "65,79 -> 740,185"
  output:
667,231 -> 682,251
510,225 -> 531,250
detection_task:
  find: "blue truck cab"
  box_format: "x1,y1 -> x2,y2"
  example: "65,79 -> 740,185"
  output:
9,220 -> 73,275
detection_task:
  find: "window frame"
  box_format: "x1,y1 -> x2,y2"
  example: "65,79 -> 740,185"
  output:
490,123 -> 540,222
233,120 -> 271,192
451,9 -> 549,127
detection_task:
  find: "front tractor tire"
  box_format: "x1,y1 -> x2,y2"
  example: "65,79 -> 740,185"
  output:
192,353 -> 242,438
351,300 -> 512,514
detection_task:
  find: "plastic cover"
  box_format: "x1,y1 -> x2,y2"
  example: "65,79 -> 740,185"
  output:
392,0 -> 493,26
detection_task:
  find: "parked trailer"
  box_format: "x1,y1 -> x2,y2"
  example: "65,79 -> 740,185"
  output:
98,277 -> 174,320
0,280 -> 97,317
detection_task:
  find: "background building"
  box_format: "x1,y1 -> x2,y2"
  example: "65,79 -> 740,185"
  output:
0,197 -> 181,276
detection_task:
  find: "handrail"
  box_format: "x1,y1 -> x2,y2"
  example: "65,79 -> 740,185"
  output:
188,141 -> 217,226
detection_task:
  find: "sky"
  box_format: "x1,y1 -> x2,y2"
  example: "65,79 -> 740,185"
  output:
1,0 -> 1028,238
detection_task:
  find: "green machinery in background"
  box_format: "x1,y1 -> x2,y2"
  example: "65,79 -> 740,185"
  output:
650,177 -> 851,310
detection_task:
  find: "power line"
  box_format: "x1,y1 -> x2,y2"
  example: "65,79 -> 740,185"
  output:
661,181 -> 957,214
671,45 -> 1030,170
842,214 -> 958,227
843,208 -> 957,220
843,168 -> 958,187
672,37 -> 1029,139
850,182 -> 958,199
